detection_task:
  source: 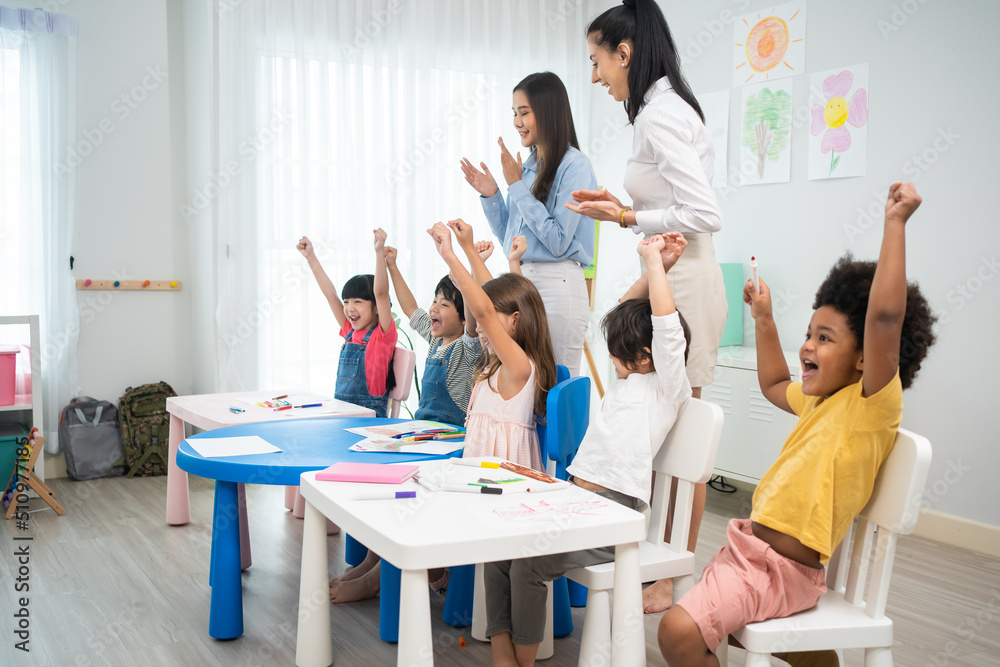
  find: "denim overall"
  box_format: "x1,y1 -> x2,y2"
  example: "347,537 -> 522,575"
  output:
414,338 -> 467,426
335,326 -> 389,418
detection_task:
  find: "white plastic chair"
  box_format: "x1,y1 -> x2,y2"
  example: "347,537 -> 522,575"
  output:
290,347 -> 417,519
566,398 -> 724,665
718,428 -> 932,667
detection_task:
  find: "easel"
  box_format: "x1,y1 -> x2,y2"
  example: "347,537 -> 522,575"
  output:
3,428 -> 64,518
583,221 -> 605,399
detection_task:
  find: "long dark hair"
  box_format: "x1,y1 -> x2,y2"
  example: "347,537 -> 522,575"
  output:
587,0 -> 704,125
513,72 -> 580,205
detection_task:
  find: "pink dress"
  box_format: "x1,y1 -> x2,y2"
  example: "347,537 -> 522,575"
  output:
463,361 -> 542,471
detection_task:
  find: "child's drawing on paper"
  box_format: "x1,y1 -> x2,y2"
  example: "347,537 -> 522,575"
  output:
809,64 -> 869,180
493,499 -> 610,523
740,80 -> 792,185
733,1 -> 806,87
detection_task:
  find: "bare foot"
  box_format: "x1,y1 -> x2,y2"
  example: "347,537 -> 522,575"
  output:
642,578 -> 673,614
330,551 -> 381,584
329,564 -> 380,603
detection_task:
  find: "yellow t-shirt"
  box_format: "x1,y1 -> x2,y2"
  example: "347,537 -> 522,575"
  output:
750,371 -> 903,564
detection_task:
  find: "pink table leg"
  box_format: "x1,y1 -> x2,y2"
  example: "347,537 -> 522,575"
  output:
238,483 -> 252,571
166,414 -> 191,525
284,485 -> 296,510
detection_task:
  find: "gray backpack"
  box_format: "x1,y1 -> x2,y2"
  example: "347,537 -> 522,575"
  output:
59,397 -> 125,480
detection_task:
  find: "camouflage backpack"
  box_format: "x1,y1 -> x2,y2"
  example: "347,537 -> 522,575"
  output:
117,381 -> 176,477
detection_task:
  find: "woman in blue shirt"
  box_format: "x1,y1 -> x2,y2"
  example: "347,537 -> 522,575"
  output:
461,71 -> 597,376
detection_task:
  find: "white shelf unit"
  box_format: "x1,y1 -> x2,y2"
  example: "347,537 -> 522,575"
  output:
703,346 -> 801,485
0,315 -> 44,482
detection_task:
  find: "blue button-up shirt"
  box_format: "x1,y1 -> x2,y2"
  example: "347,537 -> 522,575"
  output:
480,146 -> 597,266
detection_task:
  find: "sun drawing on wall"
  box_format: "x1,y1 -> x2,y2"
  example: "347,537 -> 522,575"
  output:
734,2 -> 806,86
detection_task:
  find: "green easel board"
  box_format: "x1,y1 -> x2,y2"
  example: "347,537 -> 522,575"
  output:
719,263 -> 744,347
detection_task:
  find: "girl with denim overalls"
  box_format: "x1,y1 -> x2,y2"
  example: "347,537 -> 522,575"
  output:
298,231 -> 397,417
384,242 -> 489,426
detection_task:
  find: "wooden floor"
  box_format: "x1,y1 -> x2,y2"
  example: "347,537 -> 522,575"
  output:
2,475 -> 999,666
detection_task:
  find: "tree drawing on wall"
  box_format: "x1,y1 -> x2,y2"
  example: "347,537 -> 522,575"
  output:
741,87 -> 792,179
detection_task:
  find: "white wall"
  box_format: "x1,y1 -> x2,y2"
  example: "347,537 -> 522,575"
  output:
3,0 -> 196,474
587,0 -> 1000,528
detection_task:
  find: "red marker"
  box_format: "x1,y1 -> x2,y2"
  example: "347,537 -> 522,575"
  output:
750,256 -> 759,293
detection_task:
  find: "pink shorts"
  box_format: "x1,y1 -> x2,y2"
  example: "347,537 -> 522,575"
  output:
676,519 -> 827,653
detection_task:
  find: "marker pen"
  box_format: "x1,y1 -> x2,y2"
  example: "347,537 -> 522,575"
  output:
442,483 -> 502,495
750,256 -> 759,293
411,473 -> 439,492
227,406 -> 245,414
273,405 -> 293,412
452,459 -> 501,469
353,491 -> 417,500
525,482 -> 572,493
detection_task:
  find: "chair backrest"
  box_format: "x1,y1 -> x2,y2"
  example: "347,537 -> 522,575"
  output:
536,364 -> 570,468
648,398 -> 724,548
837,427 -> 932,618
542,376 -> 591,479
387,347 -> 416,418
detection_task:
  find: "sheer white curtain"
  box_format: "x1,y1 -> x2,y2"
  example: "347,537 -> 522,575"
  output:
216,0 -> 596,395
0,7 -> 77,454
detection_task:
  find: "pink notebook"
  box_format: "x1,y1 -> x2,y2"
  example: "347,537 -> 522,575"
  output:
315,462 -> 419,484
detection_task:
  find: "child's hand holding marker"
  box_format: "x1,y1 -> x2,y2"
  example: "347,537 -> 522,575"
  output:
750,255 -> 759,293
743,273 -> 773,322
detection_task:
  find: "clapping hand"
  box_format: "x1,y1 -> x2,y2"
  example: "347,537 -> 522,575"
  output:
498,137 -> 523,186
460,157 -> 499,198
564,188 -> 627,223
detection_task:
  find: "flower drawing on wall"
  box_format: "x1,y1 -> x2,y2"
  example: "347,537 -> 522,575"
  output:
811,70 -> 868,176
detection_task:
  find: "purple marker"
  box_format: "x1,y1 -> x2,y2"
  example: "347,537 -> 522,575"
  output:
353,491 -> 418,501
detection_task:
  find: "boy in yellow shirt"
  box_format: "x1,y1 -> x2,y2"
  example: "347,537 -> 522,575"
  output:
658,182 -> 937,667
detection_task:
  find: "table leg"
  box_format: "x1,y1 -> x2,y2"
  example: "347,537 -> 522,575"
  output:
166,414 -> 191,525
610,541 -> 644,666
209,480 -> 244,639
238,483 -> 252,571
295,500 -> 333,667
379,560 -> 401,643
285,485 -> 297,510
397,568 -> 433,666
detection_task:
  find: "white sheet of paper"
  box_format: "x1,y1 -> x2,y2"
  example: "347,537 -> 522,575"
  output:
188,435 -> 281,458
739,79 -> 793,185
349,438 -> 465,456
808,63 -> 869,180
733,0 -> 806,87
697,89 -> 730,188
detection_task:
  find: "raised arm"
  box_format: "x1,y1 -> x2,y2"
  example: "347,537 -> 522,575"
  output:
448,219 -> 494,285
507,235 -> 527,276
744,277 -> 793,413
638,233 -> 686,317
297,236 -> 346,328
372,228 -> 394,333
383,246 -> 419,319
863,182 -> 919,397
428,223 -> 531,391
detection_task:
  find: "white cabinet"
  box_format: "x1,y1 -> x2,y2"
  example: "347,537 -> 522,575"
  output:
703,346 -> 801,484
0,316 -> 44,481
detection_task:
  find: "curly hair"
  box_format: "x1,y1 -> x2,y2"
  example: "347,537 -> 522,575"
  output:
812,254 -> 936,390
602,299 -> 691,370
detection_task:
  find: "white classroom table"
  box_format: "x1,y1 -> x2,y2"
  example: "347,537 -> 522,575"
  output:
165,390 -> 376,526
294,459 -> 647,667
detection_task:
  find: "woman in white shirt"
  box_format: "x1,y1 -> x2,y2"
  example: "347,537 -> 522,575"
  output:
567,0 -> 727,613
461,72 -> 597,376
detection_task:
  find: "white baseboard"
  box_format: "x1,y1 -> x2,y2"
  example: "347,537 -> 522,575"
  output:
912,508 -> 1000,558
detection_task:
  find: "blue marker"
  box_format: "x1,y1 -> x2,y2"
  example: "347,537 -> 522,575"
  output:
227,406 -> 245,413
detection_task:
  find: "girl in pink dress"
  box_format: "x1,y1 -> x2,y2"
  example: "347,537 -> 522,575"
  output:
428,220 -> 557,470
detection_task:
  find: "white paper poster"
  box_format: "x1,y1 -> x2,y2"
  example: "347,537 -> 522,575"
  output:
697,89 -> 731,188
808,63 -> 869,180
739,80 -> 793,185
733,1 -> 806,87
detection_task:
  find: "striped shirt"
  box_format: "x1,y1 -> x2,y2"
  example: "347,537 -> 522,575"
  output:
408,308 -> 483,412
